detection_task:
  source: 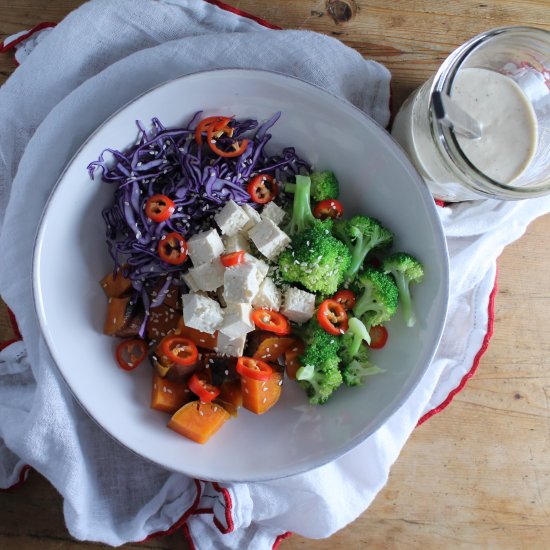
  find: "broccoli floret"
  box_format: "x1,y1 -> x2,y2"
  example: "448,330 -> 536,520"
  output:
352,266 -> 398,329
284,171 -> 339,202
284,174 -> 316,237
295,322 -> 343,405
382,252 -> 424,328
278,220 -> 351,295
333,216 -> 393,281
339,317 -> 371,365
342,357 -> 384,387
310,171 -> 339,201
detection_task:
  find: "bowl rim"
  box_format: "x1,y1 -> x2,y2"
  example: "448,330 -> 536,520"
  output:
32,67 -> 450,481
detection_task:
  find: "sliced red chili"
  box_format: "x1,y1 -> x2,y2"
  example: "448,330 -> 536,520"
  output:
158,232 -> 188,265
220,250 -> 245,267
317,299 -> 349,336
145,194 -> 176,223
160,336 -> 198,366
333,289 -> 356,310
188,372 -> 220,403
236,356 -> 273,381
207,124 -> 249,158
251,308 -> 291,336
313,199 -> 344,220
115,339 -> 147,371
247,174 -> 278,204
368,325 -> 388,349
195,116 -> 233,145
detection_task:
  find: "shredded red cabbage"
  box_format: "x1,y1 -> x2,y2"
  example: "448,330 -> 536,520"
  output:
88,112 -> 308,337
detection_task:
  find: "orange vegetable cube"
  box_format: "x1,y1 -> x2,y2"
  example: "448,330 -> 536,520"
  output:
151,373 -> 193,414
100,268 -> 132,298
216,380 -> 243,417
284,340 -> 305,380
175,318 -> 218,351
241,370 -> 283,415
168,401 -> 230,444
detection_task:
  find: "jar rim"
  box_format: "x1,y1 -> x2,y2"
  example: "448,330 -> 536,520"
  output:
428,26 -> 550,199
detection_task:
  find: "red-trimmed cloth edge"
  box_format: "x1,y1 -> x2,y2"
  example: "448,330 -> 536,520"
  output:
0,22 -> 57,53
203,0 -> 281,29
140,478 -> 202,542
417,266 -> 498,426
0,464 -> 32,492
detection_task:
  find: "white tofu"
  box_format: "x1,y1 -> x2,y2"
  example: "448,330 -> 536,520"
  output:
187,228 -> 224,266
223,232 -> 250,254
281,287 -> 316,324
219,303 -> 255,339
243,253 -> 269,284
248,218 -> 291,260
252,277 -> 282,311
181,293 -> 223,334
216,332 -> 247,357
223,262 -> 260,304
241,203 -> 262,232
214,200 -> 249,237
261,202 -> 286,226
186,257 -> 224,292
182,271 -> 200,293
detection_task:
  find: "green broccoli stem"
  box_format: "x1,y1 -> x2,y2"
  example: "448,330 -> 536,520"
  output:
347,317 -> 370,355
353,288 -> 372,320
346,234 -> 369,280
286,175 -> 315,235
393,272 -> 416,327
284,183 -> 297,193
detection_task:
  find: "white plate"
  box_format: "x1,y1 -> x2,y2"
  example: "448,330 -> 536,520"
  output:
33,69 -> 449,482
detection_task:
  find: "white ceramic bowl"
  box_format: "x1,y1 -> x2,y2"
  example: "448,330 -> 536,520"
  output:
33,69 -> 449,482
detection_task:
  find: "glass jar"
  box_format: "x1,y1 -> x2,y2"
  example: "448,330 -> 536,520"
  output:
391,26 -> 550,201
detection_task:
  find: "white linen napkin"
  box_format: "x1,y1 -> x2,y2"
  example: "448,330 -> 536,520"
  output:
1,1 -> 549,548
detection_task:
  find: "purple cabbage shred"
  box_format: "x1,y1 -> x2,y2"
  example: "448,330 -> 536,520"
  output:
88,111 -> 309,337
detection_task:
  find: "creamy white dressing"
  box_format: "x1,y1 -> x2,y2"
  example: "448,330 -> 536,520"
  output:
452,68 -> 538,183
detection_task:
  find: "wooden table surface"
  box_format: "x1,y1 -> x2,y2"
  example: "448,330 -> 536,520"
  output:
1,1 -> 549,549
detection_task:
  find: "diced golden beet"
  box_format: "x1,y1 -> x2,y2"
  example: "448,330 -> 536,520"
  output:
151,355 -> 171,378
246,331 -> 297,361
146,303 -> 182,342
150,372 -> 193,414
168,401 -> 230,444
153,338 -> 199,381
151,278 -> 181,310
175,317 -> 218,351
284,340 -> 305,380
100,267 -> 132,298
216,380 -> 242,417
103,297 -> 144,337
241,370 -> 283,415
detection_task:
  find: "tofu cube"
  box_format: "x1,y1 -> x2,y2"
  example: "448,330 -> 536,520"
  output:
214,200 -> 249,237
261,202 -> 286,226
223,232 -> 250,254
243,253 -> 269,284
241,203 -> 262,232
248,219 -> 291,260
182,271 -> 200,293
216,332 -> 247,357
181,293 -> 223,334
219,303 -> 255,339
281,287 -> 316,324
187,228 -> 224,266
186,257 -> 224,292
252,277 -> 282,311
223,263 -> 260,304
